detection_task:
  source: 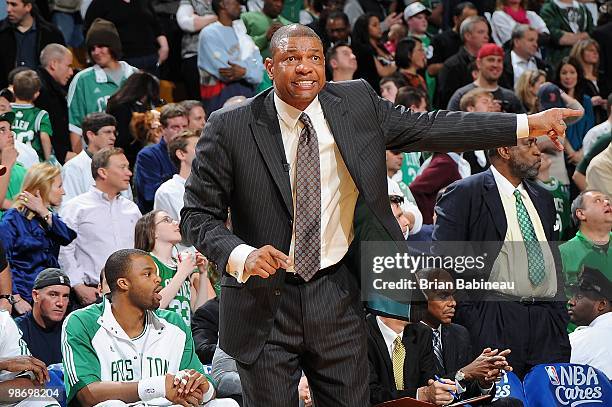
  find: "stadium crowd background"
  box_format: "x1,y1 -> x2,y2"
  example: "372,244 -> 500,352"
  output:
0,0 -> 611,405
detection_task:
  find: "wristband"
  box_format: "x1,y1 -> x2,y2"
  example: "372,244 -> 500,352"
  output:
138,376 -> 166,402
201,380 -> 215,405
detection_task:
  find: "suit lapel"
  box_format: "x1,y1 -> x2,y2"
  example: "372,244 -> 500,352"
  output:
318,87 -> 362,186
250,90 -> 294,218
368,316 -> 394,383
482,169 -> 507,239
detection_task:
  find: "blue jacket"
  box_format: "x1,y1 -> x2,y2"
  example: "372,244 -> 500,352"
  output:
134,138 -> 177,213
0,208 -> 76,301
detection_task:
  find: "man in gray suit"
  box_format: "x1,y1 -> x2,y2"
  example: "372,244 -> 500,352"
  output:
181,24 -> 580,407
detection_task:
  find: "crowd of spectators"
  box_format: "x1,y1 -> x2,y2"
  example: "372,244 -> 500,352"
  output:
0,0 -> 611,405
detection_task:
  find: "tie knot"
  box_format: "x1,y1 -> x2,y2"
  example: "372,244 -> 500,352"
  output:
299,112 -> 313,129
513,189 -> 522,200
393,335 -> 403,347
432,329 -> 440,339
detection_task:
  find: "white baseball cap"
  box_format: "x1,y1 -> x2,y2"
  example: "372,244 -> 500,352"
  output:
403,2 -> 431,21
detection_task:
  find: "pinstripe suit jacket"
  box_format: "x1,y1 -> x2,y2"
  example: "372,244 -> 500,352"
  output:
181,79 -> 518,364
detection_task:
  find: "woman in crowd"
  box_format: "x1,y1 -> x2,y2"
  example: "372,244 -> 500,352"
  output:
490,0 -> 549,46
515,69 -> 547,113
352,13 -> 396,93
176,0 -> 218,100
570,39 -> 601,94
554,57 -> 596,166
106,72 -> 162,167
395,37 -> 427,93
0,163 -> 76,314
569,39 -> 607,121
134,210 -> 209,325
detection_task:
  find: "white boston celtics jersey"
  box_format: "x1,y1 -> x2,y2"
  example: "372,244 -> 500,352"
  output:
61,299 -> 211,406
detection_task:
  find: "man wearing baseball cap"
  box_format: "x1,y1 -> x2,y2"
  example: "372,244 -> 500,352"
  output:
567,267 -> 612,379
0,110 -> 27,221
447,43 -> 524,113
15,268 -> 71,366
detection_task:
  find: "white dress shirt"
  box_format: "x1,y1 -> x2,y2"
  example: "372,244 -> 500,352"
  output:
570,312 -> 612,379
228,92 -> 531,282
228,94 -> 359,282
154,174 -> 186,221
488,166 -> 557,297
376,316 -> 404,360
511,51 -> 539,90
61,150 -> 133,207
59,187 -> 142,286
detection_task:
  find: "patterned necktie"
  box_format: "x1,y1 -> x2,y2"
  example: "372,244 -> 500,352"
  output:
392,336 -> 405,390
432,329 -> 445,370
513,189 -> 546,286
294,113 -> 321,282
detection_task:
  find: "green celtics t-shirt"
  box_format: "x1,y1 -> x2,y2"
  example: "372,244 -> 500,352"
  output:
151,255 -> 192,326
400,152 -> 422,185
536,177 -> 570,240
11,103 -> 53,161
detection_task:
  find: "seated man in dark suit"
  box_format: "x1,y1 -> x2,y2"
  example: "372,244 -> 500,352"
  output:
433,136 -> 571,379
417,267 -> 511,397
192,296 -> 220,365
367,313 -> 457,405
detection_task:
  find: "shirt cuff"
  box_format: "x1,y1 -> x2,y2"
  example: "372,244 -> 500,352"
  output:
478,381 -> 494,395
201,380 -> 215,404
456,379 -> 466,395
516,114 -> 529,139
68,123 -> 82,135
227,244 -> 257,283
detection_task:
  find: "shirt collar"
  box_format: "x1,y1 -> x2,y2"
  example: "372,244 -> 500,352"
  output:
98,297 -> 165,340
273,92 -> 323,130
14,19 -> 36,33
376,316 -> 404,349
90,186 -> 122,201
420,320 -> 442,334
510,50 -> 534,65
173,174 -> 186,185
575,230 -> 612,250
589,312 -> 612,328
490,165 -> 526,198
92,61 -> 135,84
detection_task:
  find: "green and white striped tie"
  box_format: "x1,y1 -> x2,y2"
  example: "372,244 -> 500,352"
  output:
513,189 -> 546,286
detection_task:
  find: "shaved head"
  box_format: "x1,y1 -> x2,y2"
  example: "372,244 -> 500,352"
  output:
270,24 -> 322,57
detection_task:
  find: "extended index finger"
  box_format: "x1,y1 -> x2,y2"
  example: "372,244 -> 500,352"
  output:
559,108 -> 584,118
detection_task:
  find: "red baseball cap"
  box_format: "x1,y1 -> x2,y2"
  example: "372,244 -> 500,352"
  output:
477,43 -> 504,59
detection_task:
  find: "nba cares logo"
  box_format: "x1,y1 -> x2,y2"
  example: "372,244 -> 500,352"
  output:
546,365 -> 604,406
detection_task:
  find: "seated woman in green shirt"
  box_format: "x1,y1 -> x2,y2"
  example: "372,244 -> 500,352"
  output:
135,210 -> 210,325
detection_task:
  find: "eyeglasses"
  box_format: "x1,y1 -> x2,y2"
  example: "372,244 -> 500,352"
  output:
155,216 -> 175,225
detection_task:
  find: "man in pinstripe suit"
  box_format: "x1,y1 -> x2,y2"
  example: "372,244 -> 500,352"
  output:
181,24 -> 581,407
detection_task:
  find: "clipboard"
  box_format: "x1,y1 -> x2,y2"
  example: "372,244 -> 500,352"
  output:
374,394 -> 491,407
447,394 -> 492,406
374,396 -> 435,406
